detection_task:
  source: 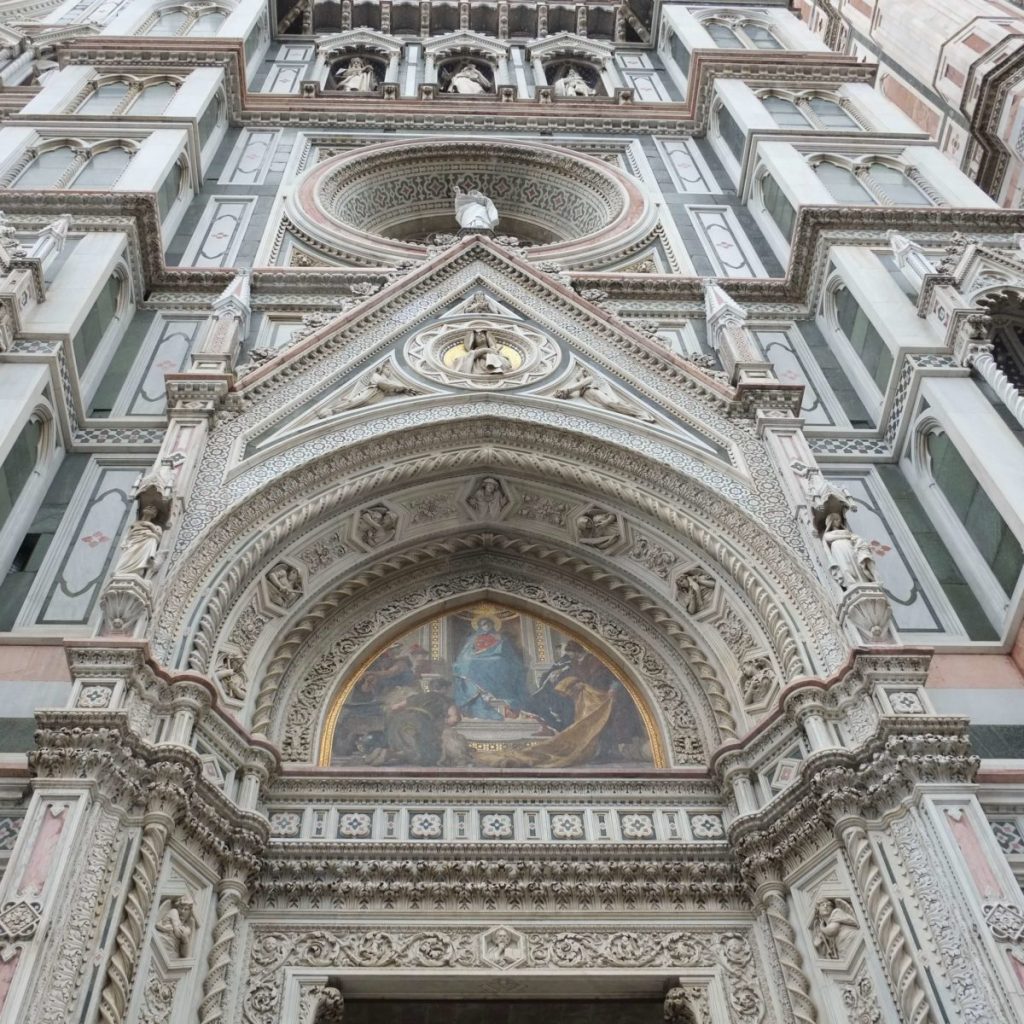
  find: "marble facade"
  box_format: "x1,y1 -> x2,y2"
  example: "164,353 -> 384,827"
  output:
0,2 -> 1021,1023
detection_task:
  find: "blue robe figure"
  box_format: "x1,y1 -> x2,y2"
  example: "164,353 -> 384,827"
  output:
452,617 -> 529,719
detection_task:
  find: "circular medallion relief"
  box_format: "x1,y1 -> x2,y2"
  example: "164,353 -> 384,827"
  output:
406,318 -> 559,390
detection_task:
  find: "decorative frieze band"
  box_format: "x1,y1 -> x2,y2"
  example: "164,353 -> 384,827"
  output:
265,803 -> 726,844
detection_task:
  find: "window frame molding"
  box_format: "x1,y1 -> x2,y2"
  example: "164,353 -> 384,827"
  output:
5,137 -> 140,191
71,74 -> 183,116
138,1 -> 234,38
905,414 -> 1022,629
756,88 -> 870,132
808,153 -> 944,207
698,13 -> 786,51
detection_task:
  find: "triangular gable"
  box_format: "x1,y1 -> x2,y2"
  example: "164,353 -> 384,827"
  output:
232,238 -> 741,478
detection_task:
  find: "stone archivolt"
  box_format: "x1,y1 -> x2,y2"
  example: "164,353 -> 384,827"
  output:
287,139 -> 653,266
154,244 -> 842,721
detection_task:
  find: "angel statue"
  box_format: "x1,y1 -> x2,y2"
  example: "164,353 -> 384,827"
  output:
811,897 -> 859,959
555,367 -> 656,422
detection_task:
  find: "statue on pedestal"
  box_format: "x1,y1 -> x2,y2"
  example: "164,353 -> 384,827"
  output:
446,63 -> 492,95
553,66 -> 595,97
335,56 -> 377,92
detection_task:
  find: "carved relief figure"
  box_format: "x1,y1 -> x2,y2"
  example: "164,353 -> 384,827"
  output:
358,504 -> 398,547
266,562 -> 303,608
462,291 -> 500,314
663,986 -> 699,1024
317,362 -> 418,418
676,568 -> 716,614
576,507 -> 622,549
446,63 -> 492,95
213,652 -> 247,701
552,66 -> 596,97
155,895 -> 195,959
455,329 -> 512,375
467,477 -> 509,519
739,655 -> 774,705
111,505 -> 164,579
335,56 -> 377,92
811,897 -> 859,959
453,185 -> 499,230
555,367 -> 656,422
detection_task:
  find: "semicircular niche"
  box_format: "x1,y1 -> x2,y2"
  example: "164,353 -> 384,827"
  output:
288,138 -> 651,265
319,601 -> 663,771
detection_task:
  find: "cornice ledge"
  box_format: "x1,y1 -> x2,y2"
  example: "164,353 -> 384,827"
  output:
31,706 -> 270,871
63,638 -> 282,773
709,645 -> 934,777
726,716 -> 976,885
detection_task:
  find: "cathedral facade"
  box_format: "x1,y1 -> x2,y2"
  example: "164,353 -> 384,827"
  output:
0,2 -> 1022,1023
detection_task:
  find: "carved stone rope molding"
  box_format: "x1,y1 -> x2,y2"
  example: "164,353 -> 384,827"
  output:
761,886 -> 819,1024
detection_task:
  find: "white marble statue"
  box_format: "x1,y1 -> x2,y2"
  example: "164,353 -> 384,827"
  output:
335,56 -> 377,92
446,63 -> 492,95
111,505 -> 163,579
317,363 -> 417,417
453,186 -> 499,231
553,66 -> 595,98
555,367 -> 656,422
822,511 -> 877,590
455,329 -> 511,375
811,897 -> 859,959
156,895 -> 196,959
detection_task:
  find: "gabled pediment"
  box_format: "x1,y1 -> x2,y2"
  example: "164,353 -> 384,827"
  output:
526,32 -> 615,62
230,238 -> 744,486
317,29 -> 405,58
422,30 -> 510,59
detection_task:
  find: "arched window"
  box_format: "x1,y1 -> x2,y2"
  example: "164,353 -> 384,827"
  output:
744,24 -> 782,49
130,81 -> 177,114
807,96 -> 858,130
12,143 -> 134,190
188,10 -> 226,34
143,5 -> 227,37
867,162 -> 931,205
12,145 -> 78,188
926,430 -> 1023,596
72,271 -> 125,371
833,285 -> 893,391
815,162 -> 874,204
763,96 -> 809,128
70,147 -> 131,189
705,20 -> 782,49
706,23 -> 742,48
0,418 -> 42,532
78,80 -> 177,116
145,9 -> 188,35
78,81 -> 131,114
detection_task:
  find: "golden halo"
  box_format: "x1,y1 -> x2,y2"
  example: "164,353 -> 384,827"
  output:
466,602 -> 517,632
